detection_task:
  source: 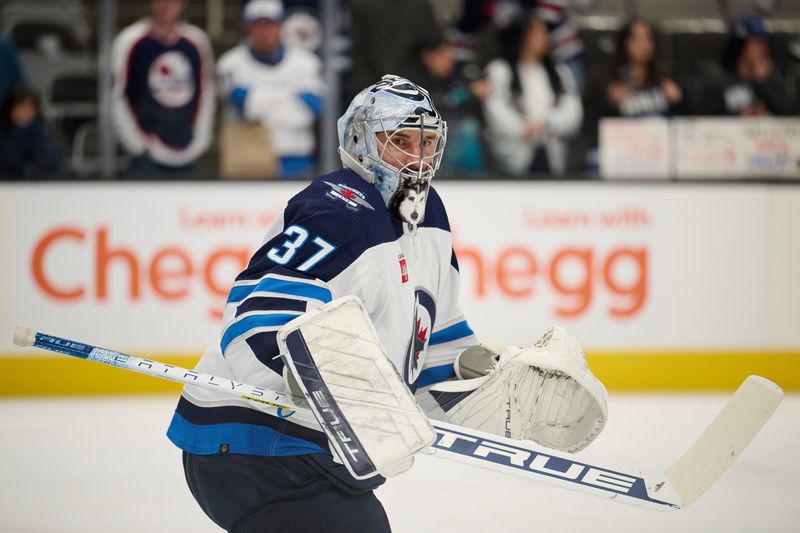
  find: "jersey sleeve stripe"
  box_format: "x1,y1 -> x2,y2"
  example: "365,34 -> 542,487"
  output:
245,331 -> 283,373
227,276 -> 333,304
417,363 -> 455,388
235,296 -> 308,318
429,320 -> 475,346
221,312 -> 300,355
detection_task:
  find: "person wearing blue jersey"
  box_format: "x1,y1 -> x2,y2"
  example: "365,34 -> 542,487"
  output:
168,74 -> 607,532
111,0 -> 215,175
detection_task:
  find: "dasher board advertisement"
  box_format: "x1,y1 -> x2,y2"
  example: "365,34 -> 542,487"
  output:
1,182 -> 798,391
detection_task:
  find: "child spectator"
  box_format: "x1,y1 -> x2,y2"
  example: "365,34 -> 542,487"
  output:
0,86 -> 61,178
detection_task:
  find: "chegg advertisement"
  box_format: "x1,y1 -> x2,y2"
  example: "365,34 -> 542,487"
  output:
1,182 -> 798,391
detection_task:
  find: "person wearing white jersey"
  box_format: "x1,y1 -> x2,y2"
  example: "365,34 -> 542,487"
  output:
167,74 -> 607,532
217,0 -> 325,178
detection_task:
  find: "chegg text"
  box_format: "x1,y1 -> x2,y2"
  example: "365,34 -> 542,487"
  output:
454,238 -> 648,318
31,226 -> 250,319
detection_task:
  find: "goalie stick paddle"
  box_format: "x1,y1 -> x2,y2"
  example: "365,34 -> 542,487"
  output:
276,296 -> 437,481
282,327 -> 379,479
13,325 -> 783,510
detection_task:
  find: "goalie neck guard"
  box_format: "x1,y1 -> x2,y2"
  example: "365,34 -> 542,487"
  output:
337,75 -> 447,229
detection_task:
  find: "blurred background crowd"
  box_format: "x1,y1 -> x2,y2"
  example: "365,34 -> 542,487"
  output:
0,0 -> 798,180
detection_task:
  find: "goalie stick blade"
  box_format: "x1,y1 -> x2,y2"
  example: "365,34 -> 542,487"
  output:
663,375 -> 783,507
429,420 -> 682,510
427,375 -> 782,511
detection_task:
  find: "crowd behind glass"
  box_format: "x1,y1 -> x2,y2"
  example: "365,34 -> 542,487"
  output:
0,0 -> 797,180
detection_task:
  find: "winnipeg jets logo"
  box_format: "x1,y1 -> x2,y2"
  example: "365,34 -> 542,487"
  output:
403,288 -> 436,391
148,51 -> 195,107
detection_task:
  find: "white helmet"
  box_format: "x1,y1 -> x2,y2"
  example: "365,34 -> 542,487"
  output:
338,75 -> 447,228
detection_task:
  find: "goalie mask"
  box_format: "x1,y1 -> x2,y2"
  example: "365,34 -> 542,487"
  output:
338,75 -> 447,228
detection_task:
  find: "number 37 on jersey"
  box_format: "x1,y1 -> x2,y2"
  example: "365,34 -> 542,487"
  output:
267,224 -> 337,272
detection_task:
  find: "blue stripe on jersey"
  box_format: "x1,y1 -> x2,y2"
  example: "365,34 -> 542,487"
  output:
417,363 -> 455,388
429,320 -> 475,346
167,412 -> 325,456
221,313 -> 299,355
227,277 -> 333,305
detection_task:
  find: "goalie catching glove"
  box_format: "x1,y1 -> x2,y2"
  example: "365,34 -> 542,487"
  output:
428,327 -> 607,452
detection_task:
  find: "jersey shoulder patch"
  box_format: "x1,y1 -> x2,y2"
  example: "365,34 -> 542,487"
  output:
292,169 -> 400,248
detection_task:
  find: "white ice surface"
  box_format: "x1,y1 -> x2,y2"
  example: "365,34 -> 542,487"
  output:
0,393 -> 797,533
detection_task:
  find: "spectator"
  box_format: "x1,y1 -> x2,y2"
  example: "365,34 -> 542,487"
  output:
0,86 -> 61,178
414,37 -> 489,175
701,16 -> 796,116
532,0 -> 585,92
600,18 -> 684,119
349,0 -> 444,94
0,37 -> 25,107
579,18 -> 683,172
483,13 -> 582,176
218,0 -> 325,178
454,1 -> 585,89
112,0 -> 215,176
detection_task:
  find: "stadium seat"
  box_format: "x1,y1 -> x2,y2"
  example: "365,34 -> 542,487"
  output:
40,70 -> 99,175
2,0 -> 93,94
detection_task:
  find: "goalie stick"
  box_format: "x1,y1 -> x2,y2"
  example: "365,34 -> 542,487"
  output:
13,325 -> 783,510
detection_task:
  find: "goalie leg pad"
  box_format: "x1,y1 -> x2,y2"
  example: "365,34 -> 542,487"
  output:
278,296 -> 436,480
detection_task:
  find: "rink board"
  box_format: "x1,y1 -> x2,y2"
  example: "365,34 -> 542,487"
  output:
1,351 -> 798,395
1,181 -> 799,392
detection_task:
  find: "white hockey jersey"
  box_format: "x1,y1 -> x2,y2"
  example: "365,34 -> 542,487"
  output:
217,44 -> 325,158
167,169 -> 478,457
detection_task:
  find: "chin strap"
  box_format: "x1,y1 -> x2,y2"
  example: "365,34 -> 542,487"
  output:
338,147 -> 374,185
